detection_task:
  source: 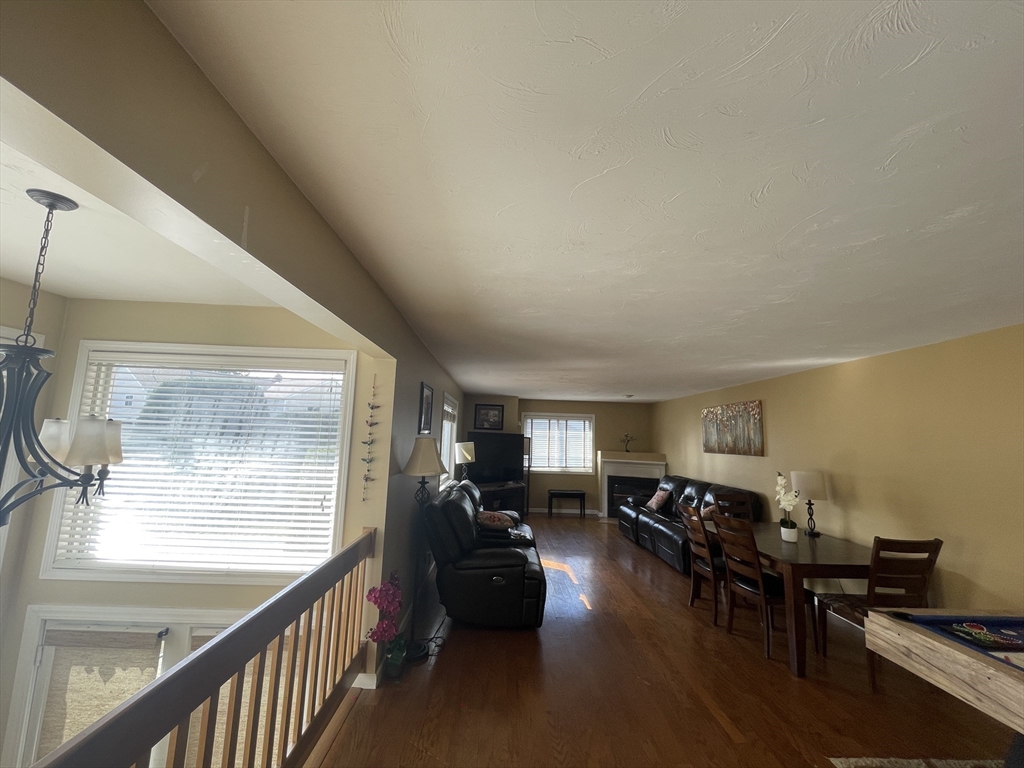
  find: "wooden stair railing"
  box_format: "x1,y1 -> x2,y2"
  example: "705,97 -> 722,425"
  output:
33,527 -> 376,768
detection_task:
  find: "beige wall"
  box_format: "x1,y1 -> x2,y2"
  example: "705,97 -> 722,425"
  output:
0,0 -> 463,736
515,399 -> 654,512
652,324 -> 1024,611
461,394 -> 521,436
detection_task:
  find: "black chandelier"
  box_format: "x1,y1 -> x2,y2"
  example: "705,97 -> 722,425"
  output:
0,189 -> 123,527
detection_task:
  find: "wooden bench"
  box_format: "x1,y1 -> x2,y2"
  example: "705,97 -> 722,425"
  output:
548,489 -> 586,518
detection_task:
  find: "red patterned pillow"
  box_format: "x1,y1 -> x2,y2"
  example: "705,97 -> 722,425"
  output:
645,489 -> 669,511
477,510 -> 515,530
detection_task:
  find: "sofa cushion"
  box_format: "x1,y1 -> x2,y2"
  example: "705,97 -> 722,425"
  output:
445,487 -> 481,551
680,480 -> 712,511
424,487 -> 465,566
458,479 -> 484,510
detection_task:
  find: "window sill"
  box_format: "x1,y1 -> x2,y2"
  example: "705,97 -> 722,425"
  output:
529,468 -> 595,475
40,562 -> 303,586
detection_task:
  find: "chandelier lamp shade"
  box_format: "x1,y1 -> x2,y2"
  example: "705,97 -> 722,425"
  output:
0,189 -> 123,527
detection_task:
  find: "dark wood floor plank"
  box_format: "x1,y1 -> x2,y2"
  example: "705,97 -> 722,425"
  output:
324,517 -> 1013,767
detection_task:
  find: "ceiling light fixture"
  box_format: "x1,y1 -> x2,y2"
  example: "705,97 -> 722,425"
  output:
0,189 -> 123,527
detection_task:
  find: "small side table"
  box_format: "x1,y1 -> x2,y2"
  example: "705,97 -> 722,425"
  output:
548,489 -> 586,518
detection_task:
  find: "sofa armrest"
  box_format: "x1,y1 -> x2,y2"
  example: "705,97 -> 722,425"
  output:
625,495 -> 650,507
453,548 -> 529,570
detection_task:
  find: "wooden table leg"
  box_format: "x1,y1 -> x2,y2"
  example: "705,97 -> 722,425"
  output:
783,564 -> 807,677
548,493 -> 553,517
579,494 -> 584,518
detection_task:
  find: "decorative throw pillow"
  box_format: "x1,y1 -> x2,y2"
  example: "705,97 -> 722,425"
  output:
477,510 -> 515,530
645,489 -> 669,511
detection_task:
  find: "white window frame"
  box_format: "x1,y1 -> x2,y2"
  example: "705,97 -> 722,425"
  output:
2,603 -> 247,768
440,393 -> 458,486
0,325 -> 45,574
522,412 -> 596,474
39,340 -> 357,586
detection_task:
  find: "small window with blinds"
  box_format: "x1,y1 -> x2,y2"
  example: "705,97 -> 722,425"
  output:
47,342 -> 352,580
523,413 -> 595,473
440,394 -> 458,482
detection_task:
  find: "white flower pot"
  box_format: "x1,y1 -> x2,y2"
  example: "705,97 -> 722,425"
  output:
780,525 -> 799,543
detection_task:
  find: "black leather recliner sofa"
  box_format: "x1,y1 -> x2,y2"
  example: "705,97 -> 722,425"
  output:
618,475 -> 763,575
423,482 -> 546,628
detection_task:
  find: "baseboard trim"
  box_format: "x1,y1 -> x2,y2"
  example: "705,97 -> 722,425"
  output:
353,594 -> 415,690
529,507 -> 602,518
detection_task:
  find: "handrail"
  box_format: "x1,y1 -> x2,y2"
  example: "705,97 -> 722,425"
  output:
33,527 -> 376,768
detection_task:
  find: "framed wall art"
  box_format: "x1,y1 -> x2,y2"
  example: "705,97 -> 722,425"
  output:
418,382 -> 434,434
701,400 -> 764,456
473,403 -> 504,431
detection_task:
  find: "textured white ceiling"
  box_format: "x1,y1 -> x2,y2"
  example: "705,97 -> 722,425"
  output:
0,143 -> 275,306
149,0 -> 1023,400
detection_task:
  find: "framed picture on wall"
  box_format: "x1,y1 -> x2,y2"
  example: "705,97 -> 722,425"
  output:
474,404 -> 504,431
418,383 -> 434,434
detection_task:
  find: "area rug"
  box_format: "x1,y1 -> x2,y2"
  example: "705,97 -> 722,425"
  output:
829,759 -> 1001,767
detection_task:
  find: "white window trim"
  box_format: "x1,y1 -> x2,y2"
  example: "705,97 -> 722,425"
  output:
2,603 -> 247,768
39,340 -> 357,586
439,392 -> 458,486
0,325 -> 44,574
522,411 -> 596,475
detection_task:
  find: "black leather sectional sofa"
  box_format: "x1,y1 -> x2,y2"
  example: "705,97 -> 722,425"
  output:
423,481 -> 546,628
618,475 -> 763,575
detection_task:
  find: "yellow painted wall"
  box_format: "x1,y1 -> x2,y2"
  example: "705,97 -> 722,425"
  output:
651,324 -> 1024,611
461,394 -> 521,436
515,399 -> 654,512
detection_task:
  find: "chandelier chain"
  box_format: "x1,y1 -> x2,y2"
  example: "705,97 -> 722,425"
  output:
17,205 -> 54,347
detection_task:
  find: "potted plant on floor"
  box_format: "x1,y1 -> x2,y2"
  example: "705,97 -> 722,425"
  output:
366,570 -> 406,677
775,472 -> 801,542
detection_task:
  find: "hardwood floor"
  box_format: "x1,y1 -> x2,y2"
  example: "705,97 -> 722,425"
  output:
320,517 -> 1013,767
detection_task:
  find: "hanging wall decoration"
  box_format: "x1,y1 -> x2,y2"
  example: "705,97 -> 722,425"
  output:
361,374 -> 378,501
701,400 -> 764,456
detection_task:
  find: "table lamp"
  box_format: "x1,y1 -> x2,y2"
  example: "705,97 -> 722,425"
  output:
455,441 -> 475,481
790,470 -> 827,537
401,437 -> 447,662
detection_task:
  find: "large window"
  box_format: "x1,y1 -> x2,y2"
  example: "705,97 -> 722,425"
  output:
523,413 -> 594,473
43,342 -> 354,582
440,394 -> 458,484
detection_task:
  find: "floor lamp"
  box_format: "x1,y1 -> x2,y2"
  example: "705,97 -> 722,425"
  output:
402,436 -> 447,661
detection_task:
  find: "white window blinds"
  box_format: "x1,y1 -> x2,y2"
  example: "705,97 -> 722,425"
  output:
440,395 -> 458,480
53,347 -> 348,574
523,414 -> 594,472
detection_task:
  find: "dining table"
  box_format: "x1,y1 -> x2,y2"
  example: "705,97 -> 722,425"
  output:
705,520 -> 874,677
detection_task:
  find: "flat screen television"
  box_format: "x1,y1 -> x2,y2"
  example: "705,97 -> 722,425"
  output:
466,431 -> 524,485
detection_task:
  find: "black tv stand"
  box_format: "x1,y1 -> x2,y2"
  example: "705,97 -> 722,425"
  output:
476,481 -> 527,518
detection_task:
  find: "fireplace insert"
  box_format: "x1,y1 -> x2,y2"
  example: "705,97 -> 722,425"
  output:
607,475 -> 660,518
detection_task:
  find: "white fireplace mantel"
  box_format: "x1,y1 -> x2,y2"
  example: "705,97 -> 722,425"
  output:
598,451 -> 667,517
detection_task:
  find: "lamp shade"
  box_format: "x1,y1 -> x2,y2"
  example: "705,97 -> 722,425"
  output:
790,471 -> 827,501
65,416 -> 123,467
39,419 -> 71,464
455,442 -> 475,464
403,437 -> 447,477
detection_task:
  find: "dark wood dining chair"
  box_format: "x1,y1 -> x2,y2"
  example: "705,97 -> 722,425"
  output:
711,511 -> 819,660
680,506 -> 725,626
816,536 -> 943,689
708,490 -> 753,519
